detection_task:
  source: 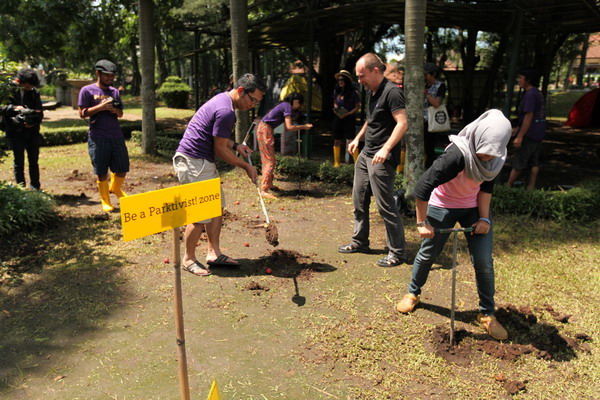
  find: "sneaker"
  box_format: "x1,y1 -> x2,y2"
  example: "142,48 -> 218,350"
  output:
396,294 -> 420,313
376,253 -> 406,267
338,242 -> 370,254
477,313 -> 508,340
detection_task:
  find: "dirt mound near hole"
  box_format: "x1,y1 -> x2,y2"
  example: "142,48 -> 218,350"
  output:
253,249 -> 331,280
430,304 -> 592,365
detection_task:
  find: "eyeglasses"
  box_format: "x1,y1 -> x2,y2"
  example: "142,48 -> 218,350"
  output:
246,92 -> 261,104
337,78 -> 345,82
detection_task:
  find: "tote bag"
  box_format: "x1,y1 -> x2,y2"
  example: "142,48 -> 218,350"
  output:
427,104 -> 451,132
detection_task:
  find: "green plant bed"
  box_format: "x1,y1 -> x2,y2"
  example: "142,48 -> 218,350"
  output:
492,181 -> 600,221
0,122 -> 142,149
0,182 -> 56,237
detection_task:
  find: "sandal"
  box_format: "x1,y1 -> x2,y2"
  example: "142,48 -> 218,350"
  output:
182,261 -> 211,276
376,253 -> 406,267
207,254 -> 240,267
338,242 -> 370,254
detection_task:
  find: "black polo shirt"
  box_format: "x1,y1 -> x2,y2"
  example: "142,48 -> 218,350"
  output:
363,78 -> 405,164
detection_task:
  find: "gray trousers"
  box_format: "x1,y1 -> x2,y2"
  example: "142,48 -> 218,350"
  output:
351,152 -> 406,258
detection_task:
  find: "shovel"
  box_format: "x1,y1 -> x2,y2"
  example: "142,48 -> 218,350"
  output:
246,154 -> 279,247
434,226 -> 473,346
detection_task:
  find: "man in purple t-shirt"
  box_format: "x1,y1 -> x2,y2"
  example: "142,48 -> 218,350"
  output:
173,73 -> 266,276
507,68 -> 546,190
78,59 -> 128,212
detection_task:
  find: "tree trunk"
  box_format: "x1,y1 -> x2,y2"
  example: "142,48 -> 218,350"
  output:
156,28 -> 169,85
404,0 -> 427,194
460,29 -> 478,122
129,38 -> 141,96
576,33 -> 590,87
139,0 -> 157,155
230,0 -> 250,143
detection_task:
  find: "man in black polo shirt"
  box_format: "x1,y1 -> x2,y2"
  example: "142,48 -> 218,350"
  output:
338,53 -> 408,267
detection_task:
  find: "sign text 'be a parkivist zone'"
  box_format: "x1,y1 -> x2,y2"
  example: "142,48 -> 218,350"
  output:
120,178 -> 222,241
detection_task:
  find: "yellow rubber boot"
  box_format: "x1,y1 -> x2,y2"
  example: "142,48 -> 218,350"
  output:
396,150 -> 406,173
333,146 -> 341,167
97,180 -> 114,212
109,173 -> 128,198
352,148 -> 359,164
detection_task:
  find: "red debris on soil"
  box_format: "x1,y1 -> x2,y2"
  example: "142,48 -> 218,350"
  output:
504,380 -> 527,395
540,304 -> 572,323
253,249 -> 330,280
429,304 -> 593,365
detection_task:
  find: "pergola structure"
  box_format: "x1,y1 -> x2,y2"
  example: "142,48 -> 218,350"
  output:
181,0 -> 600,116
248,0 -> 600,49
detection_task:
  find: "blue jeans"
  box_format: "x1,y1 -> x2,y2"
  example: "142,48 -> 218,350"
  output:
408,205 -> 496,315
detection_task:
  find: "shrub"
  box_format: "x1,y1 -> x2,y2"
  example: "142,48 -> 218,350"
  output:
0,122 -> 142,150
0,182 -> 56,236
492,182 -> 600,222
157,76 -> 192,109
39,84 -> 56,97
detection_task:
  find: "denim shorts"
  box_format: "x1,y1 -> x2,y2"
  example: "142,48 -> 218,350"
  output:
87,136 -> 130,175
173,152 -> 225,223
512,137 -> 542,170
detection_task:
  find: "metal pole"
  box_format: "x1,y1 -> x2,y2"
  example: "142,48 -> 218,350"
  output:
450,231 -> 458,346
435,227 -> 473,346
172,227 -> 191,400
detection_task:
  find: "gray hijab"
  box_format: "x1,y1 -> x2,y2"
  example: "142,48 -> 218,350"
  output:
449,109 -> 512,182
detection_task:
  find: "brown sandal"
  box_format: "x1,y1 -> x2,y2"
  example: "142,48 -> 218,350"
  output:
183,261 -> 211,277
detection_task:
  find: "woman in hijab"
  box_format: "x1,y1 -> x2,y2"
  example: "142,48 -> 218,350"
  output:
395,109 -> 511,341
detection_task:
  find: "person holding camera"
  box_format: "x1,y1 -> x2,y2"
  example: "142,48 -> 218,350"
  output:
78,59 -> 128,212
1,69 -> 44,189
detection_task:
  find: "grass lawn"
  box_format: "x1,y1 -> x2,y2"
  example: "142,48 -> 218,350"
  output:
0,141 -> 598,399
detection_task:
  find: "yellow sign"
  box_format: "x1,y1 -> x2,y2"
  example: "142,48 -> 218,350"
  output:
206,379 -> 221,400
120,178 -> 222,241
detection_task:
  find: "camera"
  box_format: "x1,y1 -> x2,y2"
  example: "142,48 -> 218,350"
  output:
0,104 -> 41,129
106,96 -> 122,108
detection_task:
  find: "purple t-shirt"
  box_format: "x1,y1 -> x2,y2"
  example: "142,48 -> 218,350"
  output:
518,87 -> 546,141
261,102 -> 292,128
176,92 -> 235,162
332,89 -> 360,112
78,84 -> 123,139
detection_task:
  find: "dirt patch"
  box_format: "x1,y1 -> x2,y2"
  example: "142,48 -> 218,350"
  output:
430,304 -> 593,365
252,249 -> 331,280
242,281 -> 270,294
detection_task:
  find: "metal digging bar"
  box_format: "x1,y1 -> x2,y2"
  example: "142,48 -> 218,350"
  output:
434,226 -> 474,346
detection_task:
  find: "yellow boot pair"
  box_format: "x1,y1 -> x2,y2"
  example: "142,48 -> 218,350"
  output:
333,146 -> 341,167
97,174 -> 128,213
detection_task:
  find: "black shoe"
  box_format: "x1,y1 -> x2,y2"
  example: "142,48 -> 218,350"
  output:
376,253 -> 406,267
338,242 -> 370,254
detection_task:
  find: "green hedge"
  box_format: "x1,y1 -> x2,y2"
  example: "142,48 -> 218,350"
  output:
0,121 -> 142,149
0,182 -> 56,237
129,129 -> 600,222
491,182 -> 600,222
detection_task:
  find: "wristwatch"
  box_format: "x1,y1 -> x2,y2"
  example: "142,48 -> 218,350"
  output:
416,221 -> 428,227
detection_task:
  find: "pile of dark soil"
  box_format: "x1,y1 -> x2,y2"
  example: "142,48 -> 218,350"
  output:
430,304 -> 592,364
252,249 -> 332,279
429,304 -> 593,395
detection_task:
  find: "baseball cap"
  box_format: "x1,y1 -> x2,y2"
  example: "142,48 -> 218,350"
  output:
17,68 -> 40,86
95,60 -> 117,75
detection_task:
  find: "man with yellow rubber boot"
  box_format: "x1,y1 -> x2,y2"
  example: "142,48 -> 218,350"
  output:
78,60 -> 129,212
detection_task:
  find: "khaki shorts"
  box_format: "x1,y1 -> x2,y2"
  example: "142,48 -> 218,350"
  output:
173,152 -> 225,224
